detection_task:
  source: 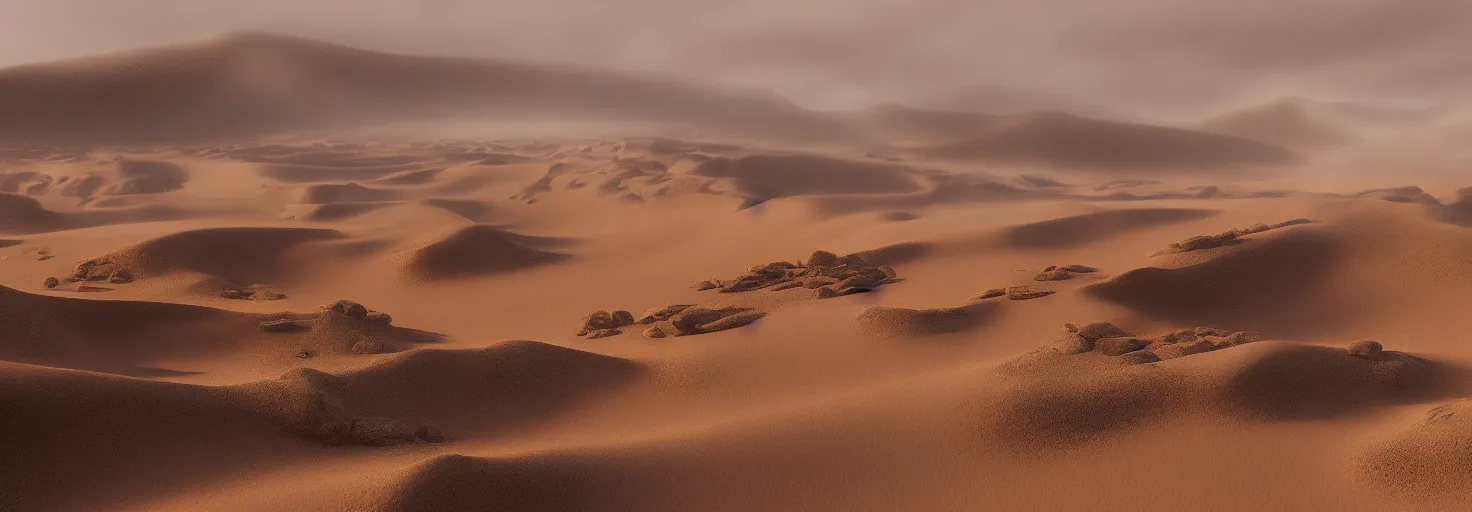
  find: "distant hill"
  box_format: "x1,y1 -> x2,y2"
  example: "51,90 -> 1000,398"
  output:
0,32 -> 852,145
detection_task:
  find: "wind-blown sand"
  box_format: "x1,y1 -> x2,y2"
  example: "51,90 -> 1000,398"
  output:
5,33 -> 1472,512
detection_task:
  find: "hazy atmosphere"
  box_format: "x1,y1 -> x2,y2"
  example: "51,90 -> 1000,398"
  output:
4,0 -> 1470,113
5,2 -> 1472,511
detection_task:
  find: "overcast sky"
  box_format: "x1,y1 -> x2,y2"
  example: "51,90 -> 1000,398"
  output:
2,0 -> 1468,115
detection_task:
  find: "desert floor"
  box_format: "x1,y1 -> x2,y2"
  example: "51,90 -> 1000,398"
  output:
5,133 -> 1472,511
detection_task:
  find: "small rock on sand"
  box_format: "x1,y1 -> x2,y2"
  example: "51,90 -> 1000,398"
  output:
1034,269 -> 1071,281
977,288 -> 1006,300
1063,323 -> 1079,333
577,311 -> 616,335
324,300 -> 369,319
350,417 -> 417,446
42,277 -> 60,289
697,310 -> 767,333
643,327 -> 666,339
696,281 -> 719,291
1059,265 -> 1098,273
220,289 -> 253,300
1078,323 -> 1131,341
671,307 -> 748,335
1348,340 -> 1384,359
586,329 -> 622,339
1005,287 -> 1054,300
364,311 -> 393,324
770,280 -> 804,291
1119,350 -> 1161,364
637,305 -> 692,324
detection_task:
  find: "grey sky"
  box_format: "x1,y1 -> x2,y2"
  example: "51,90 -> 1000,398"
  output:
1,0 -> 1467,115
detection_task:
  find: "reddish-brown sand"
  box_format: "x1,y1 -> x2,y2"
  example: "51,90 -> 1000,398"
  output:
4,35 -> 1472,512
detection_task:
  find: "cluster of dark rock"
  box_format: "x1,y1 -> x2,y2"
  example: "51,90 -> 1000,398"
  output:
257,300 -> 396,355
975,285 -> 1055,301
219,284 -> 287,301
577,305 -> 767,339
1032,264 -> 1099,282
1052,322 -> 1265,363
1347,340 -> 1386,359
316,417 -> 444,446
41,257 -> 133,290
695,250 -> 900,299
1158,218 -> 1313,255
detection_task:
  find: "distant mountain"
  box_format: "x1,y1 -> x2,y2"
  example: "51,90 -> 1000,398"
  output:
1198,97 -> 1444,150
875,111 -> 1299,171
911,85 -> 1121,119
0,32 -> 852,145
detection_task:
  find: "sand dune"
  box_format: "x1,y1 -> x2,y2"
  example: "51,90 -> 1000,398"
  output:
0,191 -> 186,235
853,302 -> 1000,338
296,182 -> 404,204
3,49 -> 1472,509
1002,208 -> 1218,249
1084,224 -> 1341,335
395,224 -> 570,280
1198,98 -> 1358,149
1359,398 -> 1472,501
876,111 -> 1300,171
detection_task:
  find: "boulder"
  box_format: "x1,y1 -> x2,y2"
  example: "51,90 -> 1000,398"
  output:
323,300 -> 369,319
610,310 -> 636,327
1348,340 -> 1384,359
1005,287 -> 1054,300
577,311 -> 616,335
976,288 -> 1006,300
637,304 -> 693,324
349,417 -> 417,446
42,277 -> 59,289
697,311 -> 767,333
1033,269 -> 1071,281
806,250 -> 840,268
220,289 -> 253,300
643,327 -> 666,339
671,307 -> 747,335
1119,350 -> 1161,364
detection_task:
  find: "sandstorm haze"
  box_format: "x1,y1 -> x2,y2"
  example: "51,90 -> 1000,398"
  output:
9,1 -> 1472,511
2,0 -> 1470,114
